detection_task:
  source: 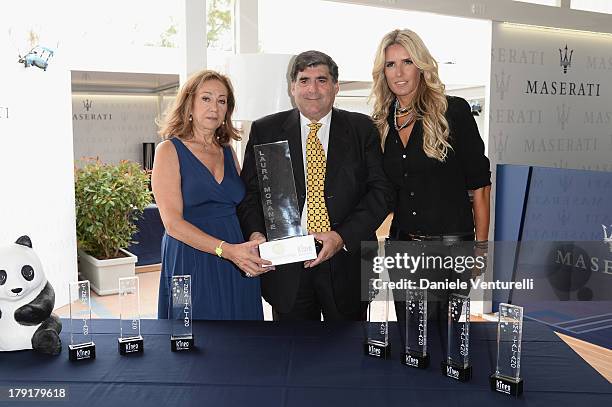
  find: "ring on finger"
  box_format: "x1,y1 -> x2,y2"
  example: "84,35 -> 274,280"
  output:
245,272 -> 253,277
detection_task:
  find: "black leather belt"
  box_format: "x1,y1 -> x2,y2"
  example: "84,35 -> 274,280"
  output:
389,226 -> 474,242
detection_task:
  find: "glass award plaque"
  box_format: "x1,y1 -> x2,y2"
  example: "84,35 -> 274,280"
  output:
401,289 -> 429,368
490,303 -> 524,396
364,278 -> 390,359
118,277 -> 144,355
254,141 -> 316,265
170,275 -> 194,352
441,294 -> 471,381
68,280 -> 96,361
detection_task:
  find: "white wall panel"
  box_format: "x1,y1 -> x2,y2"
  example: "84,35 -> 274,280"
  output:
0,42 -> 76,308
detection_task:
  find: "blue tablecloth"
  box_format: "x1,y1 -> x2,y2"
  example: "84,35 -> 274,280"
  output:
0,320 -> 609,406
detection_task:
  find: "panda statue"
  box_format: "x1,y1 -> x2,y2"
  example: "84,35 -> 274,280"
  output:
0,236 -> 62,355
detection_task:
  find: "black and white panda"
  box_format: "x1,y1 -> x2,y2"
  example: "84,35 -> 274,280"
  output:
0,236 -> 62,355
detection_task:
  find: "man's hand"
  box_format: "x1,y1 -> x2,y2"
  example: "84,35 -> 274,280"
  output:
304,231 -> 344,268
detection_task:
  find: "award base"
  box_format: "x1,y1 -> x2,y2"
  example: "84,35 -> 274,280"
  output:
259,235 -> 317,265
401,351 -> 430,369
118,336 -> 144,355
171,335 -> 194,352
490,374 -> 523,397
364,341 -> 391,359
441,361 -> 472,382
68,342 -> 96,362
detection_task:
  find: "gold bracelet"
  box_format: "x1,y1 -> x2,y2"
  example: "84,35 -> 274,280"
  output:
215,240 -> 225,258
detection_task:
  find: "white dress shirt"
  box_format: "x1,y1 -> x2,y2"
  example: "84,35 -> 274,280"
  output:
299,110 -> 332,234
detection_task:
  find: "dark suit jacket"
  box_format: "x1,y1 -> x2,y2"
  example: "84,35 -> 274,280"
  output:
238,108 -> 395,315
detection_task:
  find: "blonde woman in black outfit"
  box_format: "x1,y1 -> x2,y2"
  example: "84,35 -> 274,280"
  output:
371,29 -> 491,350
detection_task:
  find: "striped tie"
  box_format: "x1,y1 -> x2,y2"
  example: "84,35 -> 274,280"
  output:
306,123 -> 331,233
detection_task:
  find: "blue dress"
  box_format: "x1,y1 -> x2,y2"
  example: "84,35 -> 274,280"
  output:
157,138 -> 263,320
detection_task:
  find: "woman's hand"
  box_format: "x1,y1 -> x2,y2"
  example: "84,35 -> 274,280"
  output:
223,241 -> 273,277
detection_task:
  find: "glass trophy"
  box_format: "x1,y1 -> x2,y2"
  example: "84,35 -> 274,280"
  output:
170,275 -> 194,352
364,278 -> 390,359
118,277 -> 144,355
441,294 -> 471,381
68,280 -> 96,361
254,141 -> 316,265
490,303 -> 524,396
401,289 -> 429,368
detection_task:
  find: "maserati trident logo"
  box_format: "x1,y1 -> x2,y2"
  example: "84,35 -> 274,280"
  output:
493,131 -> 509,161
557,103 -> 570,130
74,99 -> 112,121
559,44 -> 573,74
603,224 -> 612,253
495,70 -> 511,101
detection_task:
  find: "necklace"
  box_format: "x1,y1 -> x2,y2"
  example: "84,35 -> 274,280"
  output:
394,99 -> 415,132
188,137 -> 217,152
201,140 -> 216,151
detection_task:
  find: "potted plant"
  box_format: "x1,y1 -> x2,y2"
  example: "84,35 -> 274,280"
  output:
75,159 -> 152,295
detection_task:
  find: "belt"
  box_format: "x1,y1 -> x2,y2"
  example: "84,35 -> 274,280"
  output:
389,226 -> 474,242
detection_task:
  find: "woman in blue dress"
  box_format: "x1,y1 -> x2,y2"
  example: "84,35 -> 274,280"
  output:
152,70 -> 271,320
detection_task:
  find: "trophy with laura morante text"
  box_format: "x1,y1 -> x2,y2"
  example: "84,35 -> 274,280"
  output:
254,141 -> 317,265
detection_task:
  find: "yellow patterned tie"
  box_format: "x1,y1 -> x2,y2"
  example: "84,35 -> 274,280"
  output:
306,122 -> 331,233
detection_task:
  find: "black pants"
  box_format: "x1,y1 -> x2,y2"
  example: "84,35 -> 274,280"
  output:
273,261 -> 366,321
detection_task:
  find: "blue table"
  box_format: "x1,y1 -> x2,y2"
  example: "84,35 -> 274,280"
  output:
0,320 -> 609,406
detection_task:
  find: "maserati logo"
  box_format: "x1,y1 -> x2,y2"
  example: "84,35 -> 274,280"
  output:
603,224 -> 612,253
494,70 -> 511,101
493,131 -> 509,161
74,99 -> 112,121
523,45 -> 601,97
559,44 -> 573,74
557,103 -> 570,130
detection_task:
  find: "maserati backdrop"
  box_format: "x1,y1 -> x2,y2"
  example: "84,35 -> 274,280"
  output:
489,22 -> 612,172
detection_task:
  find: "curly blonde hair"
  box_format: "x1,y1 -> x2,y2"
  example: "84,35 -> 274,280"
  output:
370,29 -> 451,161
158,69 -> 240,144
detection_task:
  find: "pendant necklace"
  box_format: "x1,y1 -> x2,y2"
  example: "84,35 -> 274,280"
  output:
394,99 -> 415,132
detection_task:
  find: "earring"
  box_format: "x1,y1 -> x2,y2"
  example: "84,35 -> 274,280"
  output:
189,114 -> 192,122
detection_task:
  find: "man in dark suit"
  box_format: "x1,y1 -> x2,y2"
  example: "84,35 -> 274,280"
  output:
238,50 -> 394,321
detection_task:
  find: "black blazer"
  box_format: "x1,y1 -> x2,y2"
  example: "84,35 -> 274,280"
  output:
238,108 -> 395,314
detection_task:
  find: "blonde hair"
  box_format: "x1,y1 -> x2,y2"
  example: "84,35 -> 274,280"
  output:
158,69 -> 240,144
370,29 -> 451,161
